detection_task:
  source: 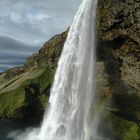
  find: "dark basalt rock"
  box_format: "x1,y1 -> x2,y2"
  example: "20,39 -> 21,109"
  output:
0,1 -> 139,139
97,0 -> 140,114
96,0 -> 140,139
24,83 -> 43,120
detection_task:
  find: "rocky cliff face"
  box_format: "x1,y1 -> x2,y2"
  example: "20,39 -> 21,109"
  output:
0,1 -> 139,139
97,0 -> 140,92
96,0 -> 140,139
25,30 -> 67,70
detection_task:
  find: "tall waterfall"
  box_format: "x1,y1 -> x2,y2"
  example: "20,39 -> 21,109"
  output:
38,0 -> 97,139
12,0 -> 98,140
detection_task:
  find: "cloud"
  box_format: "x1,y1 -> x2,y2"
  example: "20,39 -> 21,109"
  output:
0,0 -> 81,45
10,12 -> 23,23
0,0 -> 81,72
26,13 -> 52,23
0,36 -> 38,51
0,36 -> 39,72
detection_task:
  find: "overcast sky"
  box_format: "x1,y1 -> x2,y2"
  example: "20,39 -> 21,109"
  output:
0,0 -> 81,72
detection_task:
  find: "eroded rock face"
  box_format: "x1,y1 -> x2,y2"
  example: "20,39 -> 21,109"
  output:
96,0 -> 140,139
97,0 -> 140,105
25,30 -> 68,70
24,83 -> 43,120
97,0 -> 140,93
97,0 -> 140,42
0,2 -> 139,139
4,66 -> 25,80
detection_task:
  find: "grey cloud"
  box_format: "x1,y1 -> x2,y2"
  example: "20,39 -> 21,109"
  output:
0,0 -> 81,45
0,16 -> 48,45
0,0 -> 81,72
0,36 -> 39,72
0,36 -> 39,51
0,59 -> 25,65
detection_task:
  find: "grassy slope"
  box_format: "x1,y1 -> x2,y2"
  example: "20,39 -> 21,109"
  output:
0,65 -> 54,119
0,68 -> 43,94
0,30 -> 67,119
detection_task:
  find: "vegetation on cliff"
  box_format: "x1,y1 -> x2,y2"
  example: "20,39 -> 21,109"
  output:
0,0 -> 139,139
96,0 -> 140,139
0,30 -> 67,119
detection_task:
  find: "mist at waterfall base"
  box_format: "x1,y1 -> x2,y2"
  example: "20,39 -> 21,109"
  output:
7,0 -> 108,140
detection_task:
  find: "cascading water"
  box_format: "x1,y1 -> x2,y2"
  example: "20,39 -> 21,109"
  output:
38,0 -> 97,139
11,0 -> 99,140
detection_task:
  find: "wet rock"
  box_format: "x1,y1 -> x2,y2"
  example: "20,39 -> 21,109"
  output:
24,83 -> 43,120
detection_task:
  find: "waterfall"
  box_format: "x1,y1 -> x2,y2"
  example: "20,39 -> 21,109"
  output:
11,0 -> 99,140
38,0 -> 97,139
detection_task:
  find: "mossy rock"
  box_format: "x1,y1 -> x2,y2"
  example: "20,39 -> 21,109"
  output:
24,65 -> 55,90
112,93 -> 140,123
39,94 -> 49,109
98,108 -> 139,140
98,94 -> 140,140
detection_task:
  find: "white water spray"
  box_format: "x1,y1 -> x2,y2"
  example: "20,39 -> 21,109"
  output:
11,0 -> 99,140
38,0 -> 97,139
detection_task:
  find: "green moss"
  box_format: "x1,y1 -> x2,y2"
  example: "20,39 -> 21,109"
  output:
0,68 -> 44,94
111,94 -> 140,139
0,30 -> 67,119
40,94 -> 49,109
112,114 -> 139,140
113,94 -> 140,120
36,65 -> 54,89
0,79 -> 6,85
0,64 -> 54,119
0,87 -> 25,119
99,107 -> 139,140
0,74 -> 7,85
1,76 -> 22,89
24,65 -> 54,90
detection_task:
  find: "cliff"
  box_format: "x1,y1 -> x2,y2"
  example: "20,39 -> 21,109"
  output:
96,0 -> 140,139
0,30 -> 67,120
0,0 -> 139,139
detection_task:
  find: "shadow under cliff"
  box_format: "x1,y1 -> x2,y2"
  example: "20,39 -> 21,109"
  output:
96,36 -> 140,139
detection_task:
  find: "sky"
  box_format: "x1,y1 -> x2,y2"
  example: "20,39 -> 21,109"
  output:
0,0 -> 81,72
